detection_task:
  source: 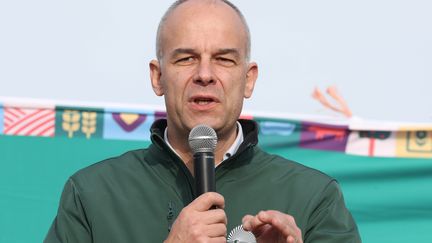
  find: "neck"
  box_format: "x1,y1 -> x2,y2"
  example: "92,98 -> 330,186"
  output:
166,123 -> 238,175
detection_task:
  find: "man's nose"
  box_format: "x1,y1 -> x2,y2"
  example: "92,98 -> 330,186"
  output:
194,59 -> 215,86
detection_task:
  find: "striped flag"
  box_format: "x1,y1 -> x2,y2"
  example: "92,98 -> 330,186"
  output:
3,107 -> 55,137
0,104 -> 3,134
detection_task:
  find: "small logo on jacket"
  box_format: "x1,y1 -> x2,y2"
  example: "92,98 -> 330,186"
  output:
227,225 -> 256,243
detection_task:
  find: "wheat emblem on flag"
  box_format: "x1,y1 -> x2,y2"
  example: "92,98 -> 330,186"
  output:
4,107 -> 55,137
62,110 -> 80,138
81,111 -> 97,139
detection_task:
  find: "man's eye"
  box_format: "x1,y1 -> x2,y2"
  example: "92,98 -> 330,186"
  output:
216,57 -> 236,66
176,57 -> 195,64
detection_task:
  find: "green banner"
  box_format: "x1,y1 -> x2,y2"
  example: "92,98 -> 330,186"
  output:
1,133 -> 431,242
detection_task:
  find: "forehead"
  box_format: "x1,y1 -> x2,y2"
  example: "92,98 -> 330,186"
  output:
160,1 -> 248,56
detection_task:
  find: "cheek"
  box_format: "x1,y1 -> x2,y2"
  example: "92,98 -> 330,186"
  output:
226,76 -> 247,96
218,68 -> 246,87
162,70 -> 186,95
224,85 -> 246,113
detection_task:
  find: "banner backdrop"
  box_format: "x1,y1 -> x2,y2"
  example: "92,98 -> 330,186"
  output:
0,97 -> 431,243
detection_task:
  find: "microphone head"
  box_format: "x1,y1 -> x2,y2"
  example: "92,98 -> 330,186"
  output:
188,124 -> 218,154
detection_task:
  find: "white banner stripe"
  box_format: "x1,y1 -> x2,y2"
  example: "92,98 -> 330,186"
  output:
1,96 -> 431,130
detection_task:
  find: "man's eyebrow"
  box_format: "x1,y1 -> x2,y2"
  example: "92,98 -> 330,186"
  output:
170,48 -> 241,57
170,48 -> 198,57
215,48 -> 241,57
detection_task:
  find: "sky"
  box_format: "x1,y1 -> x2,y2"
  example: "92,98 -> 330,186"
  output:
0,0 -> 431,122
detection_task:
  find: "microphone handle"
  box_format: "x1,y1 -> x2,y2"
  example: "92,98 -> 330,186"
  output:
194,152 -> 215,197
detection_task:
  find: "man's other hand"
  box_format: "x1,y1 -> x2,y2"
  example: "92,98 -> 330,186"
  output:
164,192 -> 227,243
242,210 -> 303,243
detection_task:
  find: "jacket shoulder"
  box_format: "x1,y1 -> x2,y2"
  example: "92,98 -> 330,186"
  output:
253,148 -> 336,186
69,148 -> 149,189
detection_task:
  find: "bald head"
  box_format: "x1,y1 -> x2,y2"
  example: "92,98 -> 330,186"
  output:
156,0 -> 251,61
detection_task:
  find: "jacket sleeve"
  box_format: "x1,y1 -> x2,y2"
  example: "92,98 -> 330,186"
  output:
44,178 -> 92,243
304,180 -> 361,243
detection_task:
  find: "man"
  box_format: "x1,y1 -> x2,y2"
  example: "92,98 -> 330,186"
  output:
45,0 -> 361,242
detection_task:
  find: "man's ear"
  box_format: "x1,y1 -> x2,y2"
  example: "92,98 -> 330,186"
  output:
244,62 -> 258,98
149,59 -> 164,96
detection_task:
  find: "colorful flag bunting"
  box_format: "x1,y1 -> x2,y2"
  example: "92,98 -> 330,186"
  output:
396,130 -> 432,158
257,119 -> 300,148
155,111 -> 167,121
1,98 -> 431,159
3,106 -> 55,137
259,120 -> 296,136
103,109 -> 154,141
346,131 -> 396,157
300,122 -> 349,152
55,107 -> 104,139
239,114 -> 254,120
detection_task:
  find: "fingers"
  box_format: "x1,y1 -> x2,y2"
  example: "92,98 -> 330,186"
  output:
187,222 -> 227,239
287,235 -> 297,243
164,192 -> 227,243
242,213 -> 270,237
201,208 -> 227,225
205,223 -> 227,237
182,192 -> 227,226
242,210 -> 303,243
242,214 -> 261,231
258,210 -> 302,239
190,192 -> 225,211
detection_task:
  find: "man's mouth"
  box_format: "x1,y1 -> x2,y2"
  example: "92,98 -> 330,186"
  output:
194,97 -> 214,105
189,95 -> 219,110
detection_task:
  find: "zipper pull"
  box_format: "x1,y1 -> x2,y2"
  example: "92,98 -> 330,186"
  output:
166,201 -> 175,232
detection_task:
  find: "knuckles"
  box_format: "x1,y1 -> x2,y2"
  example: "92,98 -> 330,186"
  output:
170,198 -> 228,242
189,227 -> 204,239
285,214 -> 295,223
201,192 -> 225,208
294,227 -> 302,237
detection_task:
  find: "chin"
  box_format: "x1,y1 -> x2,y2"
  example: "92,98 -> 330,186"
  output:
187,118 -> 223,130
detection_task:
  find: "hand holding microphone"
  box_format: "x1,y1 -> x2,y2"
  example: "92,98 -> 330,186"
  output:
164,125 -> 228,243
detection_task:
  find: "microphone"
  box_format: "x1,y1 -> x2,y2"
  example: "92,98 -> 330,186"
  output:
188,124 -> 218,197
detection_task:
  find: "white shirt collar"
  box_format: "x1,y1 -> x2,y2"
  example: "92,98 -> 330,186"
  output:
164,122 -> 244,165
223,121 -> 244,160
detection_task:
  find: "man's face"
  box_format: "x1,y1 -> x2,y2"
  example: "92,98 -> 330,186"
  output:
150,1 -> 258,136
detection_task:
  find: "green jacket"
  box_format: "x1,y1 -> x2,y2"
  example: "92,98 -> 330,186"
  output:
45,119 -> 360,242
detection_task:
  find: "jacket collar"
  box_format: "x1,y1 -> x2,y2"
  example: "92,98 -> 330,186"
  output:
149,119 -> 259,152
146,119 -> 263,199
